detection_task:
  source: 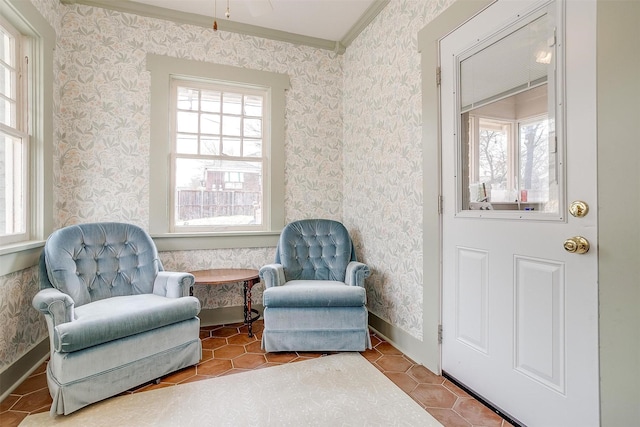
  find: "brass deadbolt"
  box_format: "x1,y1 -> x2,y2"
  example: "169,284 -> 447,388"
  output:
569,200 -> 589,218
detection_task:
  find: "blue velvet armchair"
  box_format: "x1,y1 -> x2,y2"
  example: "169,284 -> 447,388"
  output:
259,219 -> 371,352
32,222 -> 202,415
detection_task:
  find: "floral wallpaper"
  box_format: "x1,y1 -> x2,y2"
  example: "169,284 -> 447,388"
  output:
1,0 -> 344,372
1,0 -> 454,374
54,5 -> 345,228
343,0 -> 454,339
0,268 -> 47,372
0,0 -> 63,375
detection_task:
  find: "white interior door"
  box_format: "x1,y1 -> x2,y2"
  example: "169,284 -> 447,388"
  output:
440,1 -> 599,426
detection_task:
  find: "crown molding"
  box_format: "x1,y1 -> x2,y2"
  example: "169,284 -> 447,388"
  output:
341,0 -> 389,48
59,0 -> 389,54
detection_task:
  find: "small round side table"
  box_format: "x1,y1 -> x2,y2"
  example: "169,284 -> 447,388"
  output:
190,268 -> 260,337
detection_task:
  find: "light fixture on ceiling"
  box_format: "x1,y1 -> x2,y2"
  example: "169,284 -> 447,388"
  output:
213,0 -> 273,31
213,0 -> 230,32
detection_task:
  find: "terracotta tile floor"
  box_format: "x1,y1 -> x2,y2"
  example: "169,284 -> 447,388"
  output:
0,320 -> 512,427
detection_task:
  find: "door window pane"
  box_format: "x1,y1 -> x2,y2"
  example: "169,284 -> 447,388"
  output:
457,9 -> 560,215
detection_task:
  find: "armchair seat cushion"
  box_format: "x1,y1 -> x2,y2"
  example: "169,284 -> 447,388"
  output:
54,294 -> 201,353
263,281 -> 366,308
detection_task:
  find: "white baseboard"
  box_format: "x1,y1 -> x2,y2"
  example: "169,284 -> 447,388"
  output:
368,312 -> 433,370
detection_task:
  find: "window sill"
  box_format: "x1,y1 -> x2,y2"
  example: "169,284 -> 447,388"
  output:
0,240 -> 45,276
150,231 -> 281,252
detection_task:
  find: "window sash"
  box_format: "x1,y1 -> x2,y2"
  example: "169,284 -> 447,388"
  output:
169,79 -> 268,233
0,125 -> 28,245
0,15 -> 28,246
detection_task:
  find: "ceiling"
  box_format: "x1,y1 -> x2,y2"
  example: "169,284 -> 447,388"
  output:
126,0 -> 383,46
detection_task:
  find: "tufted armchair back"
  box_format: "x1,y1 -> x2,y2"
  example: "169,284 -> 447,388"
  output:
275,219 -> 357,282
40,222 -> 162,307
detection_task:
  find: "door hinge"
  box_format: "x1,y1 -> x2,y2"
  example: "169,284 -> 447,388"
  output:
436,67 -> 442,86
438,195 -> 443,214
438,324 -> 443,344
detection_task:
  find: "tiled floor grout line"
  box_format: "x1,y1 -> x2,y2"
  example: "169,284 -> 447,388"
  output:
0,321 -> 510,427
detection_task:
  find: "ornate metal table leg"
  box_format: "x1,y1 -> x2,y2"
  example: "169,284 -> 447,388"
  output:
243,280 -> 252,337
243,278 -> 261,337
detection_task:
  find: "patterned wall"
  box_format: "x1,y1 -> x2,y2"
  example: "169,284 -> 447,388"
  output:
0,0 -> 344,373
0,0 -> 63,375
343,0 -> 454,340
1,0 -> 454,373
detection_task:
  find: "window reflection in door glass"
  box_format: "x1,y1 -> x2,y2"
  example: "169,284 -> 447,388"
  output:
457,9 -> 560,215
461,85 -> 559,213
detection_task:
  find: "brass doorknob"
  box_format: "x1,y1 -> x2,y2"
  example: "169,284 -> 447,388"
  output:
569,200 -> 589,218
563,236 -> 590,254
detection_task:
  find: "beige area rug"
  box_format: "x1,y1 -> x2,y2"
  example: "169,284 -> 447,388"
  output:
20,353 -> 442,427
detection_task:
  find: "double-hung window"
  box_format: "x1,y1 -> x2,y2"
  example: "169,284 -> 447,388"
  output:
170,80 -> 268,232
147,54 -> 289,249
0,15 -> 28,245
0,0 -> 54,276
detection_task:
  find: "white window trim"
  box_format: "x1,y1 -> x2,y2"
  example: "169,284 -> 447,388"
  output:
146,54 -> 289,251
0,0 -> 54,276
0,15 -> 28,246
169,79 -> 269,233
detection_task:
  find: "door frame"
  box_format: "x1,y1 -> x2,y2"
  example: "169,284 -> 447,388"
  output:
419,0 -> 495,375
420,1 -> 640,425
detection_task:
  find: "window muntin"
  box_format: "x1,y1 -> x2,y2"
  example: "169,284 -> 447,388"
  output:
0,16 -> 28,245
170,80 -> 267,232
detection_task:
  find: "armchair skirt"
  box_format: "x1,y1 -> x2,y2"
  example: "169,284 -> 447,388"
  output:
32,222 -> 202,416
47,318 -> 200,416
262,305 -> 370,352
260,218 -> 373,353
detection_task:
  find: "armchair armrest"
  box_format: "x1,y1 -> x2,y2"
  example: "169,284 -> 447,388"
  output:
259,264 -> 286,288
153,272 -> 195,298
345,261 -> 371,287
32,288 -> 75,327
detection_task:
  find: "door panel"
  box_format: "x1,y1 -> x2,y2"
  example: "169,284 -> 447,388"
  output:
514,256 -> 565,392
440,1 -> 599,425
456,247 -> 489,353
